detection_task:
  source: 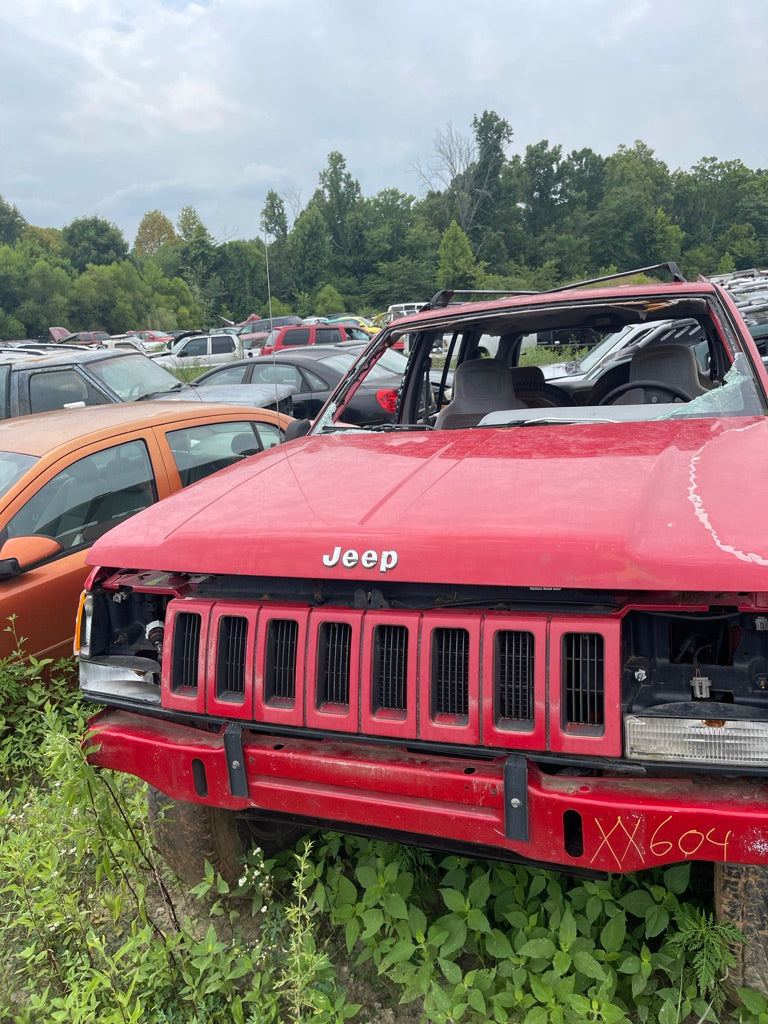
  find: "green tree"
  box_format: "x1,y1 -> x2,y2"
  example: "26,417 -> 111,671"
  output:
0,244 -> 33,315
470,110 -> 514,251
20,225 -> 64,258
0,195 -> 28,246
133,210 -> 177,259
69,261 -> 150,333
591,141 -> 675,268
13,259 -> 74,336
175,205 -> 216,294
367,217 -> 442,308
518,140 -> 565,237
359,189 -> 417,270
559,147 -> 607,213
315,152 -> 363,266
141,261 -> 202,328
719,222 -> 759,267
177,205 -> 213,245
60,216 -> 129,273
0,309 -> 26,340
314,284 -> 346,316
212,240 -> 266,320
672,157 -> 752,255
261,190 -> 288,241
436,221 -> 479,289
289,203 -> 330,293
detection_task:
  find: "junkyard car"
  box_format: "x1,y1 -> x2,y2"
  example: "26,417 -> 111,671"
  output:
150,332 -> 244,371
194,343 -> 430,424
78,263 -> 768,991
0,401 -> 289,661
0,348 -> 294,419
259,323 -> 374,356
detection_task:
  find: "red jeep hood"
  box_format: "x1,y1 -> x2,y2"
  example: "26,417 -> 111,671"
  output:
90,418 -> 768,592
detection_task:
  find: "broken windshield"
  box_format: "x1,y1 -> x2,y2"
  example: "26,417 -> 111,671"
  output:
309,288 -> 768,434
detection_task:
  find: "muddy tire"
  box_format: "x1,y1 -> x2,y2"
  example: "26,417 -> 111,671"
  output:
714,862 -> 768,996
147,787 -> 306,887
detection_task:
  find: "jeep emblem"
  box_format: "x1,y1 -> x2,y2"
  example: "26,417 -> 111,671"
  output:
322,546 -> 398,573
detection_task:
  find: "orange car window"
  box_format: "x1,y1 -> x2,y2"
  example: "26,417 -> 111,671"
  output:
7,439 -> 156,551
167,421 -> 264,486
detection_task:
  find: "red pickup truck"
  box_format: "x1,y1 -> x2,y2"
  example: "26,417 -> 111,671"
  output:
78,263 -> 768,992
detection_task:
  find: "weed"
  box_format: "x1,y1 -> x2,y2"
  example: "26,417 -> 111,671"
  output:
2,646 -> 767,1023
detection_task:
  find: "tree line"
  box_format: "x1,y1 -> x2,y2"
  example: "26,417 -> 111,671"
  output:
2,109 -> 767,339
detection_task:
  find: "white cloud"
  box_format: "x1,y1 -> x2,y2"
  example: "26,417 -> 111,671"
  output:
1,0 -> 768,243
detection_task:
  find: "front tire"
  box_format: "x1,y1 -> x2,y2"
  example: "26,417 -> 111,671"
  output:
147,787 -> 306,887
714,862 -> 768,995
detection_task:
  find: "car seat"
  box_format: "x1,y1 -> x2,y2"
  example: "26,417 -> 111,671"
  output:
614,344 -> 712,404
230,432 -> 261,458
509,365 -> 546,388
435,358 -> 525,429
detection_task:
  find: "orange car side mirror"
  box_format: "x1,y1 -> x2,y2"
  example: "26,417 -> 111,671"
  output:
0,535 -> 63,579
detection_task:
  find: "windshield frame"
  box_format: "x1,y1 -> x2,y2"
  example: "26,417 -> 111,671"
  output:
309,288 -> 768,435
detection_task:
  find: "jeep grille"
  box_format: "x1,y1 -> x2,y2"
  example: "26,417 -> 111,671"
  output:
317,621 -> 352,707
265,619 -> 298,701
216,616 -> 247,701
496,630 -> 534,722
432,627 -> 469,716
372,624 -> 408,712
159,602 -> 618,755
170,611 -> 201,693
563,632 -> 604,726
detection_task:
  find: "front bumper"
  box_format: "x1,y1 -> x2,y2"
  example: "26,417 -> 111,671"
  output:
86,708 -> 768,874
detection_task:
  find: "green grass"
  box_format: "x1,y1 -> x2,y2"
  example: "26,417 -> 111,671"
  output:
1,643 -> 766,1023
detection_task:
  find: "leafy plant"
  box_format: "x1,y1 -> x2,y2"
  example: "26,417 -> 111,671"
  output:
0,619 -> 85,781
666,905 -> 745,1013
2,645 -> 768,1023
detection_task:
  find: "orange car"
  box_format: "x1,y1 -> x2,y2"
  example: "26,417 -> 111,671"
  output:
0,401 -> 290,661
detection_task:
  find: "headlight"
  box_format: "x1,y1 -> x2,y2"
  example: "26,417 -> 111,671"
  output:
625,714 -> 768,767
74,591 -> 93,657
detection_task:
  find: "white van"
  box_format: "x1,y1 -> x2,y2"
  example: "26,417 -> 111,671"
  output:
387,302 -> 426,320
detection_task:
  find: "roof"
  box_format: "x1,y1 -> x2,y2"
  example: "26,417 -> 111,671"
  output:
0,401 -> 286,458
381,280 -> 722,334
0,347 -> 131,368
708,268 -> 768,322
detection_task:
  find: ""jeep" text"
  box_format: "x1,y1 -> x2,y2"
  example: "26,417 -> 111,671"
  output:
322,546 -> 398,573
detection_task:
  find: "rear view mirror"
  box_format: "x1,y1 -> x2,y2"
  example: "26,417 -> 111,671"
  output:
0,535 -> 63,577
284,419 -> 311,441
0,558 -> 20,581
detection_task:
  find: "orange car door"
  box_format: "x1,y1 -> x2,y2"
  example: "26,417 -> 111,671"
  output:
0,434 -> 172,661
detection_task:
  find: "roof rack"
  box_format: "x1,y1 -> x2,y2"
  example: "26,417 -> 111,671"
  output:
427,262 -> 687,311
539,262 -> 686,293
427,288 -> 538,309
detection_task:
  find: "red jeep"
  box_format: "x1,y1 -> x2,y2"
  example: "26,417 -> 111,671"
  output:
78,264 -> 768,991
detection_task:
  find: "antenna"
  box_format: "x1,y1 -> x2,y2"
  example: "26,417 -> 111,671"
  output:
264,227 -> 281,416
264,229 -> 274,322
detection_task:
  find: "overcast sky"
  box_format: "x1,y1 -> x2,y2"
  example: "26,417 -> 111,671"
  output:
2,0 -> 767,247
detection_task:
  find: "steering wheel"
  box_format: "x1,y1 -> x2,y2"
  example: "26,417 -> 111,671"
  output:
597,379 -> 694,406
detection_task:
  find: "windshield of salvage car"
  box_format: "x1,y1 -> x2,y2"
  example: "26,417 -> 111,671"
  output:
312,293 -> 768,433
88,354 -> 181,400
0,452 -> 38,499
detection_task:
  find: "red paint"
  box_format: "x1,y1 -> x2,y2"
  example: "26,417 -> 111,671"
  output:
89,418 -> 768,593
86,709 -> 768,872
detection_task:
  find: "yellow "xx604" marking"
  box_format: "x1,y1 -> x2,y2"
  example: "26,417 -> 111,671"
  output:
589,814 -> 732,868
